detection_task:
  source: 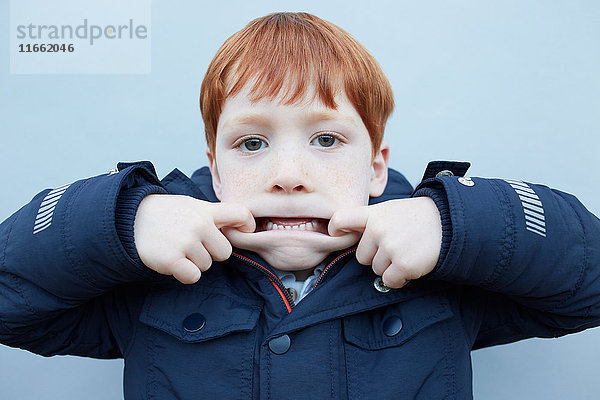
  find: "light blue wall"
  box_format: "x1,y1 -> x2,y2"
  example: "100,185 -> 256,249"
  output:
1,1 -> 599,398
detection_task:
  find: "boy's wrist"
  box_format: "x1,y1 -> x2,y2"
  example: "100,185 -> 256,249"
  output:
115,185 -> 168,267
411,185 -> 452,275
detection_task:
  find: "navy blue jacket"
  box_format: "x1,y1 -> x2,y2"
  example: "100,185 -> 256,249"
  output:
1,161 -> 599,399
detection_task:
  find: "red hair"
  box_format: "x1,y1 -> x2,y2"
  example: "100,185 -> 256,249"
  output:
200,12 -> 394,159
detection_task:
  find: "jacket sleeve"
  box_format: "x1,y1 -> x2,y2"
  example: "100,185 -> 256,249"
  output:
413,175 -> 600,349
0,161 -> 167,357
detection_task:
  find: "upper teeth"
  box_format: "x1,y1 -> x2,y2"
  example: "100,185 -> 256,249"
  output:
266,220 -> 318,231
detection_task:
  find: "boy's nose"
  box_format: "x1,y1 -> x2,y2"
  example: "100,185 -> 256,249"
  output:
270,177 -> 308,194
267,155 -> 313,194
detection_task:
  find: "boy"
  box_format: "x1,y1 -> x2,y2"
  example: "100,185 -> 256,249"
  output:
1,12 -> 599,399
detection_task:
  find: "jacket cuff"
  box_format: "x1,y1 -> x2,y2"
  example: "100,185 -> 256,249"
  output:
115,185 -> 168,267
413,176 -> 515,287
412,185 -> 452,275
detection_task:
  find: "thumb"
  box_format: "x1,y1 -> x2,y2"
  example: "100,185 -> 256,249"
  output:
211,203 -> 256,233
328,206 -> 369,237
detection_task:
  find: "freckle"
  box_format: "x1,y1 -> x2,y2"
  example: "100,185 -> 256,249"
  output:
229,168 -> 260,197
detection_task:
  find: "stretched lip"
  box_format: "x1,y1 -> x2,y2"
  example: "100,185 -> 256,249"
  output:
255,217 -> 330,235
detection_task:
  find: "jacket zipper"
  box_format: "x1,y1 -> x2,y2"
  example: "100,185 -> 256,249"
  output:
313,247 -> 357,288
231,247 -> 357,314
230,252 -> 295,312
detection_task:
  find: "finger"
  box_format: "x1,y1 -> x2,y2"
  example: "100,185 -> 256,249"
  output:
371,248 -> 391,276
355,231 -> 378,265
381,263 -> 410,289
170,258 -> 202,284
202,226 -> 233,262
328,206 -> 369,237
211,203 -> 256,232
186,242 -> 213,272
332,231 -> 363,250
221,228 -> 254,252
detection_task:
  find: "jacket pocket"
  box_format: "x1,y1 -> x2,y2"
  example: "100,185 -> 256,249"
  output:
342,292 -> 455,400
139,284 -> 262,342
133,284 -> 262,400
343,292 -> 453,350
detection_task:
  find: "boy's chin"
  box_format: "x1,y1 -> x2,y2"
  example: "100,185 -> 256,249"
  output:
255,247 -> 331,272
223,227 -> 361,271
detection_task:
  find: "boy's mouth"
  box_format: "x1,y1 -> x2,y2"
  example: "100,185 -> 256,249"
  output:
255,217 -> 330,235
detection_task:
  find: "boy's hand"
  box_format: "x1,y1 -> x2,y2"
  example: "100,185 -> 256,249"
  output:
328,197 -> 442,289
133,195 -> 255,284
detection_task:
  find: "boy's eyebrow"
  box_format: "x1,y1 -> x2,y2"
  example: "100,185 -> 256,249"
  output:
306,111 -> 357,127
222,114 -> 270,130
222,111 -> 357,130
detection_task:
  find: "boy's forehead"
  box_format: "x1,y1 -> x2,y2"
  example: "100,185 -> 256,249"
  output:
219,83 -> 362,131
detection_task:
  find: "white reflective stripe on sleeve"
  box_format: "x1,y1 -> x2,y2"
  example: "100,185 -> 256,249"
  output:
33,183 -> 71,234
33,220 -> 52,234
504,179 -> 546,238
39,190 -> 66,206
34,212 -> 54,226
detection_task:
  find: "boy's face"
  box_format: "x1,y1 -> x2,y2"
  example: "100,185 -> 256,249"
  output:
207,83 -> 389,272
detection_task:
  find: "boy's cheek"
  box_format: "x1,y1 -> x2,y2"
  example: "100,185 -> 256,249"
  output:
217,169 -> 262,202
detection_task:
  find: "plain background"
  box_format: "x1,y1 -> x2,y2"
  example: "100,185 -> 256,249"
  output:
1,0 -> 599,399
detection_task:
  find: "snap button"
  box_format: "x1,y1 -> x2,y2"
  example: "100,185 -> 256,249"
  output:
435,170 -> 454,177
287,288 -> 298,302
183,313 -> 206,333
373,276 -> 390,293
382,316 -> 403,337
458,177 -> 474,187
268,334 -> 291,355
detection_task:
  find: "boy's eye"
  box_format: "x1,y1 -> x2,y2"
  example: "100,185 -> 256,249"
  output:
241,138 -> 267,151
311,134 -> 339,148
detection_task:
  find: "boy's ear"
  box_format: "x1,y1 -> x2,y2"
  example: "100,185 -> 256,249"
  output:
206,149 -> 223,200
369,140 -> 390,197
